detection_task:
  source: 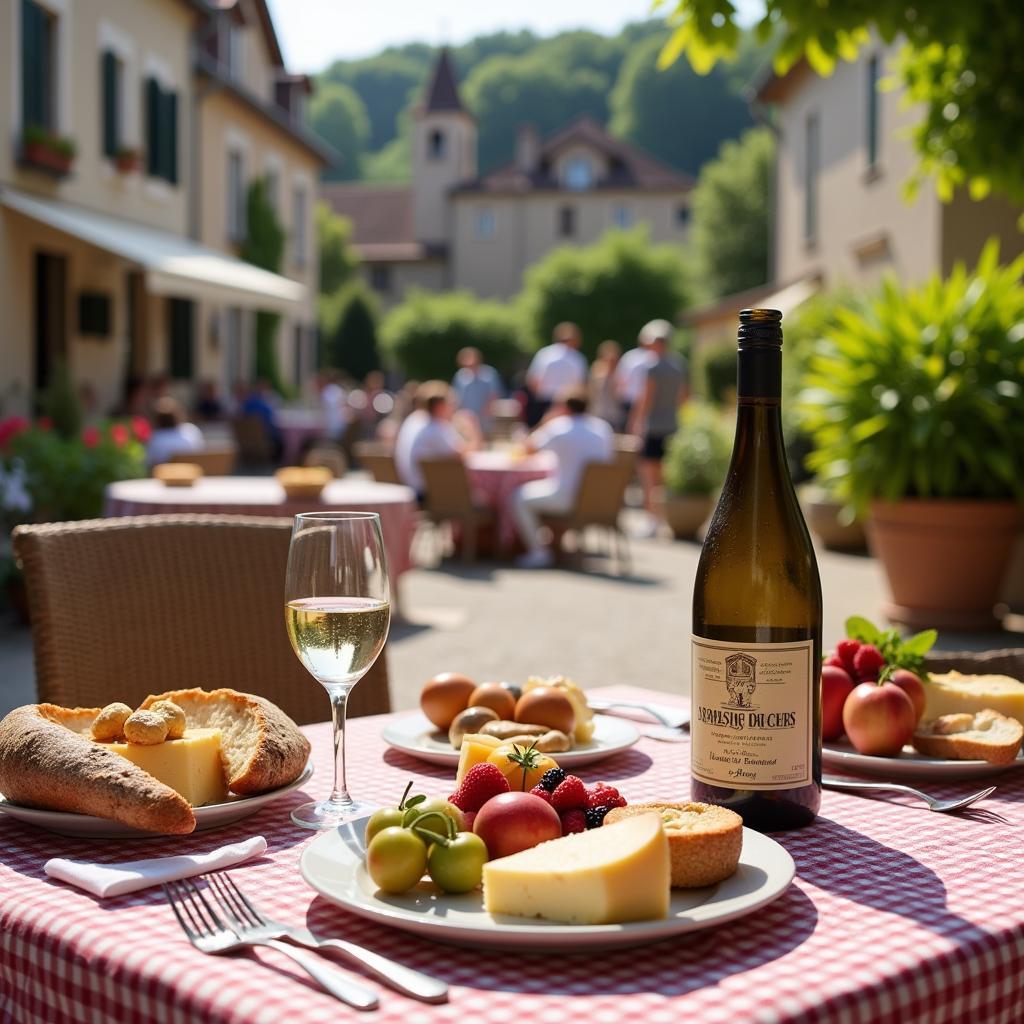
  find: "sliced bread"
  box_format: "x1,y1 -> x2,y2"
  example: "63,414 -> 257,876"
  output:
912,708 -> 1023,765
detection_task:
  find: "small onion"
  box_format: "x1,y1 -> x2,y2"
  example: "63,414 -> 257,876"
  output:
448,706 -> 499,748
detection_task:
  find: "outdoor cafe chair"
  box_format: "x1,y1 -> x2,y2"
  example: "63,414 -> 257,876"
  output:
353,441 -> 402,485
230,414 -> 276,465
166,445 -> 238,476
418,457 -> 495,563
303,445 -> 348,477
11,515 -> 391,726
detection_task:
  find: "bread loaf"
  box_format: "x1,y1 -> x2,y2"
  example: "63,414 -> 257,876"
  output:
912,708 -> 1023,765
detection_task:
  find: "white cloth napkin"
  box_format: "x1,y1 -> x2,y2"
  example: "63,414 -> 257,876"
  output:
43,836 -> 268,898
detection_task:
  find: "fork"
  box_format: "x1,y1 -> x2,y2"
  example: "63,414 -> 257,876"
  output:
163,878 -> 378,1010
207,873 -> 448,1003
822,775 -> 996,813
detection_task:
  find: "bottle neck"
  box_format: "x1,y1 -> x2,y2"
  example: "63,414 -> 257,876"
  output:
737,344 -> 782,402
732,345 -> 788,476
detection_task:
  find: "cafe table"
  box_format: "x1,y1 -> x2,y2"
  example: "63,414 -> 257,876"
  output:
274,408 -> 328,467
464,449 -> 556,551
1,684 -> 1022,1024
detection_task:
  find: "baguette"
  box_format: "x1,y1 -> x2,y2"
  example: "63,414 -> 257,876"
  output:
912,708 -> 1023,765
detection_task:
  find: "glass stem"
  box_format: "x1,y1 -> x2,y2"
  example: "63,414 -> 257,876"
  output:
328,687 -> 351,806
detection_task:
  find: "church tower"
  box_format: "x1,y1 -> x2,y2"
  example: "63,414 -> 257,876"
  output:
412,49 -> 477,246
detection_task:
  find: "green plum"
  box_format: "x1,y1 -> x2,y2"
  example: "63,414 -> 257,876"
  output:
365,827 -> 428,893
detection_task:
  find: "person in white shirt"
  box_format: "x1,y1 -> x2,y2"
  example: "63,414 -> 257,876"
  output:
146,396 -> 204,467
615,322 -> 661,424
525,322 -> 588,425
317,371 -> 350,441
513,386 -> 614,568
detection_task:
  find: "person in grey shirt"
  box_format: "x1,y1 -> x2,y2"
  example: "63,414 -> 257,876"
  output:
452,347 -> 503,437
628,321 -> 689,528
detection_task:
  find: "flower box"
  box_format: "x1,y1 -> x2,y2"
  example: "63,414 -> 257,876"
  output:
20,128 -> 76,177
114,149 -> 141,174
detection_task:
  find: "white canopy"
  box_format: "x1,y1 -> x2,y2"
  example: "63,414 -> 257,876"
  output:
1,187 -> 306,313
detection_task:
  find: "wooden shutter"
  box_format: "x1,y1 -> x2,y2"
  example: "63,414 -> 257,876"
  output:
102,51 -> 118,157
167,299 -> 195,380
21,0 -> 44,130
146,77 -> 161,176
164,90 -> 178,184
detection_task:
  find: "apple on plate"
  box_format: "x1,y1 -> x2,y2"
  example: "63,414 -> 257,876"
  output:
473,791 -> 561,859
889,668 -> 926,723
821,665 -> 855,741
842,681 -> 917,757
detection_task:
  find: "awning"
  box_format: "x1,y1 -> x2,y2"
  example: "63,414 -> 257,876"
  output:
0,186 -> 306,313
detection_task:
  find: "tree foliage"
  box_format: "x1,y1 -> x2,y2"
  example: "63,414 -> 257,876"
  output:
379,290 -> 526,381
691,126 -> 774,299
519,228 -> 690,361
310,82 -> 370,182
656,0 -> 1024,206
316,202 -> 359,296
319,282 -> 381,381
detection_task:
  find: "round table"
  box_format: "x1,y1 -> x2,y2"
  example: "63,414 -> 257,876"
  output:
274,408 -> 327,466
464,450 -> 556,550
103,476 -> 418,608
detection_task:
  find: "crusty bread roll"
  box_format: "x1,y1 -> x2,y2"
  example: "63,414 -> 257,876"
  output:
140,688 -> 310,794
912,709 -> 1023,765
605,801 -> 743,887
0,704 -> 195,834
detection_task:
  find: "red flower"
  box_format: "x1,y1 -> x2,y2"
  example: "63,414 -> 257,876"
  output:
82,426 -> 101,448
110,423 -> 129,448
0,416 -> 30,452
130,416 -> 151,442
37,416 -> 53,431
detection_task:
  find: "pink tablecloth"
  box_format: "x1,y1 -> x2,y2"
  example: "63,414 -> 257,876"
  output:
103,476 -> 417,601
274,409 -> 326,467
465,450 -> 556,549
2,684 -> 1023,1024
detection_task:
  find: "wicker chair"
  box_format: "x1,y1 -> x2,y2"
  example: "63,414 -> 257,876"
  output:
166,445 -> 238,476
419,457 -> 495,563
12,515 -> 391,725
303,445 -> 348,477
230,414 -> 275,465
540,460 -> 635,574
353,441 -> 402,485
613,434 -> 642,469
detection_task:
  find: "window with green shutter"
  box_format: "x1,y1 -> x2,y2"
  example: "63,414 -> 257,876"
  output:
21,0 -> 55,132
144,77 -> 180,185
167,298 -> 195,380
102,50 -> 120,158
146,77 -> 160,176
164,90 -> 178,184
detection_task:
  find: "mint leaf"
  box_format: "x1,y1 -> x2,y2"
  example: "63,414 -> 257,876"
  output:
900,629 -> 938,657
845,616 -> 881,644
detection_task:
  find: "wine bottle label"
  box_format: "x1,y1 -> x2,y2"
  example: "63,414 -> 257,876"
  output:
691,635 -> 814,791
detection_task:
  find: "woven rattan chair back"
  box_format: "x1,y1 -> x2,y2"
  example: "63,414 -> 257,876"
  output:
612,434 -> 641,469
230,415 -> 274,464
12,515 -> 391,725
419,458 -> 476,520
166,446 -> 237,476
303,446 -> 348,477
564,460 -> 633,530
353,442 -> 401,485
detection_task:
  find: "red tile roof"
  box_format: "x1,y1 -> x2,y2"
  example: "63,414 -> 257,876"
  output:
318,185 -> 445,261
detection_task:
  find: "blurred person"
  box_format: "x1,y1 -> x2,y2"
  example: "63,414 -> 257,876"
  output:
513,385 -> 613,569
615,325 -> 658,425
588,340 -> 623,429
317,370 -> 350,441
146,396 -> 204,467
628,321 -> 689,531
241,379 -> 284,461
452,346 -> 502,436
195,379 -> 225,422
525,322 -> 588,426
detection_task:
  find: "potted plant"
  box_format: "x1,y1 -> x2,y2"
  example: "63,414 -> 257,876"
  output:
799,481 -> 868,553
660,402 -> 732,540
800,240 -> 1024,628
21,125 -> 77,175
114,146 -> 141,174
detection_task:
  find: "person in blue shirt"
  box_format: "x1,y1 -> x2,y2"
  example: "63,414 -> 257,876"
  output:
241,379 -> 284,462
452,347 -> 502,437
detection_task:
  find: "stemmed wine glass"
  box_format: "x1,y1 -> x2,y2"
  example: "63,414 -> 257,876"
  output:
284,511 -> 391,829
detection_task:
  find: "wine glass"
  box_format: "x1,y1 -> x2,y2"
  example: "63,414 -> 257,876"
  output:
284,511 -> 391,829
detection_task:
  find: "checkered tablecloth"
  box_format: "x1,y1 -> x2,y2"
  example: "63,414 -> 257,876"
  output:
2,685 -> 1023,1024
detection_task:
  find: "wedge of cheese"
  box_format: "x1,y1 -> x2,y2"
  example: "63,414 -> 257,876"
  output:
482,812 -> 670,924
923,672 -> 1024,726
456,733 -> 502,783
106,729 -> 227,807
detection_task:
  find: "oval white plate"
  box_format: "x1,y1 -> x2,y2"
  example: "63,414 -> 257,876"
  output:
0,762 -> 314,839
381,712 -> 640,769
823,740 -> 1023,780
301,815 -> 794,950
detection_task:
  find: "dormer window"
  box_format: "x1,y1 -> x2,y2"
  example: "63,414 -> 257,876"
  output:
428,129 -> 446,160
564,156 -> 594,191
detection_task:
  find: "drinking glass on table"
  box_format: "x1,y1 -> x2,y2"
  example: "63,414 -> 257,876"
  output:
285,511 -> 390,829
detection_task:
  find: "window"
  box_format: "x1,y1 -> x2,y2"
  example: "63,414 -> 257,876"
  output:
612,205 -> 632,229
167,298 -> 195,380
101,50 -> 123,159
558,205 -> 576,238
227,149 -> 245,242
146,77 -> 178,183
866,54 -> 881,169
474,208 -> 495,240
226,23 -> 244,80
370,265 -> 391,292
676,204 -> 691,228
564,156 -> 594,191
804,112 -> 819,244
428,129 -> 446,160
292,184 -> 308,267
21,0 -> 57,132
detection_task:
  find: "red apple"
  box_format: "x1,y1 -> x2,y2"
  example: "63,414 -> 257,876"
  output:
473,792 -> 561,859
821,665 -> 854,741
842,681 -> 917,757
890,669 -> 926,723
823,654 -> 846,670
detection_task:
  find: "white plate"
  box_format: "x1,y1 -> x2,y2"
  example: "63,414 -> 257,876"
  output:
0,762 -> 314,839
823,740 -> 1024,780
381,712 -> 640,769
301,815 -> 794,950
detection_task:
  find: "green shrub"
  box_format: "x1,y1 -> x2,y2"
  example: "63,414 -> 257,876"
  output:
379,289 -> 526,381
320,281 -> 381,381
694,342 -> 735,404
800,241 -> 1024,514
662,402 -> 733,496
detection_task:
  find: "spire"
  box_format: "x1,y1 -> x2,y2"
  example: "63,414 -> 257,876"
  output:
424,48 -> 463,112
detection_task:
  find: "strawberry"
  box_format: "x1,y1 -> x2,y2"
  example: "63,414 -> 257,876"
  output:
550,774 -> 587,810
836,639 -> 862,673
450,762 -> 510,813
559,808 -> 586,835
823,654 -> 846,669
853,643 -> 886,681
586,782 -> 626,810
529,785 -> 552,804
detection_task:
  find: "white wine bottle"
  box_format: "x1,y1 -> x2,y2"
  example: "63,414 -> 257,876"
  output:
691,308 -> 822,831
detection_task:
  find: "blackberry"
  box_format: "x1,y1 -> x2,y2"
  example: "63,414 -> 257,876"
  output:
585,805 -> 611,829
539,767 -> 567,792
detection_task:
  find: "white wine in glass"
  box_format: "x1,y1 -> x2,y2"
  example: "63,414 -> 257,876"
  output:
285,511 -> 390,829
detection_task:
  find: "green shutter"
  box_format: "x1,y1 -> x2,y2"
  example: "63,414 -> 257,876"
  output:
165,91 -> 178,184
21,0 -> 44,130
102,51 -> 118,157
146,77 -> 160,175
168,299 -> 195,379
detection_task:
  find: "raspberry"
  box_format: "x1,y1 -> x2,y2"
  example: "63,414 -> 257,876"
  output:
853,644 -> 886,682
823,654 -> 846,669
836,639 -> 862,673
529,785 -> 552,804
538,767 -> 567,792
450,763 -> 510,813
585,806 -> 611,829
559,809 -> 586,834
586,783 -> 626,809
550,775 -> 587,810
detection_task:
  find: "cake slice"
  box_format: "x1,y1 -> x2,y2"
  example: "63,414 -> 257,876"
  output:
912,709 -> 1023,765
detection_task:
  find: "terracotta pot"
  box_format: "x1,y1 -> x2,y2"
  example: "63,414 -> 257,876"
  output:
804,497 -> 867,553
115,153 -> 140,173
868,499 -> 1023,629
662,492 -> 713,541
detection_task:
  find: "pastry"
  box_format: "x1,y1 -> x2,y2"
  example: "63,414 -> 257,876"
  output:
912,709 -> 1023,765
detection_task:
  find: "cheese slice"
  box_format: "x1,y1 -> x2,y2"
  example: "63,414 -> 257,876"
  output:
456,733 -> 502,783
105,728 -> 227,807
482,812 -> 670,924
924,672 -> 1024,725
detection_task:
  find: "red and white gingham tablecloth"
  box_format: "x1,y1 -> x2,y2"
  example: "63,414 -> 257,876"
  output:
2,684 -> 1023,1024
464,450 -> 556,549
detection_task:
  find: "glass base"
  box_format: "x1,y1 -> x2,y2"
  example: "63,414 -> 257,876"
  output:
291,796 -> 378,830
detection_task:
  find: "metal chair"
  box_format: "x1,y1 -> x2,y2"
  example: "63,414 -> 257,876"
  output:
418,457 -> 495,563
12,515 -> 391,725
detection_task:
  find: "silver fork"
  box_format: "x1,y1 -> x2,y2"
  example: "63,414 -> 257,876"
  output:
163,878 -> 378,1011
207,873 -> 448,1003
822,775 -> 996,813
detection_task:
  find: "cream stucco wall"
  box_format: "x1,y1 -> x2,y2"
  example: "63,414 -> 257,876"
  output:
361,260 -> 448,310
412,109 -> 477,244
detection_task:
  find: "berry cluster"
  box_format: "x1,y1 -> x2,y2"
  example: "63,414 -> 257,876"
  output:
529,771 -> 625,834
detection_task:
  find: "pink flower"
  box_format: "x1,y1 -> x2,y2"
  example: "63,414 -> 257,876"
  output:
0,416 -> 30,452
130,416 -> 151,442
37,416 -> 53,431
82,426 -> 101,448
110,423 -> 129,448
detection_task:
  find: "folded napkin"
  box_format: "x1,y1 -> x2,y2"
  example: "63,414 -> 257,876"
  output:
44,836 -> 268,898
